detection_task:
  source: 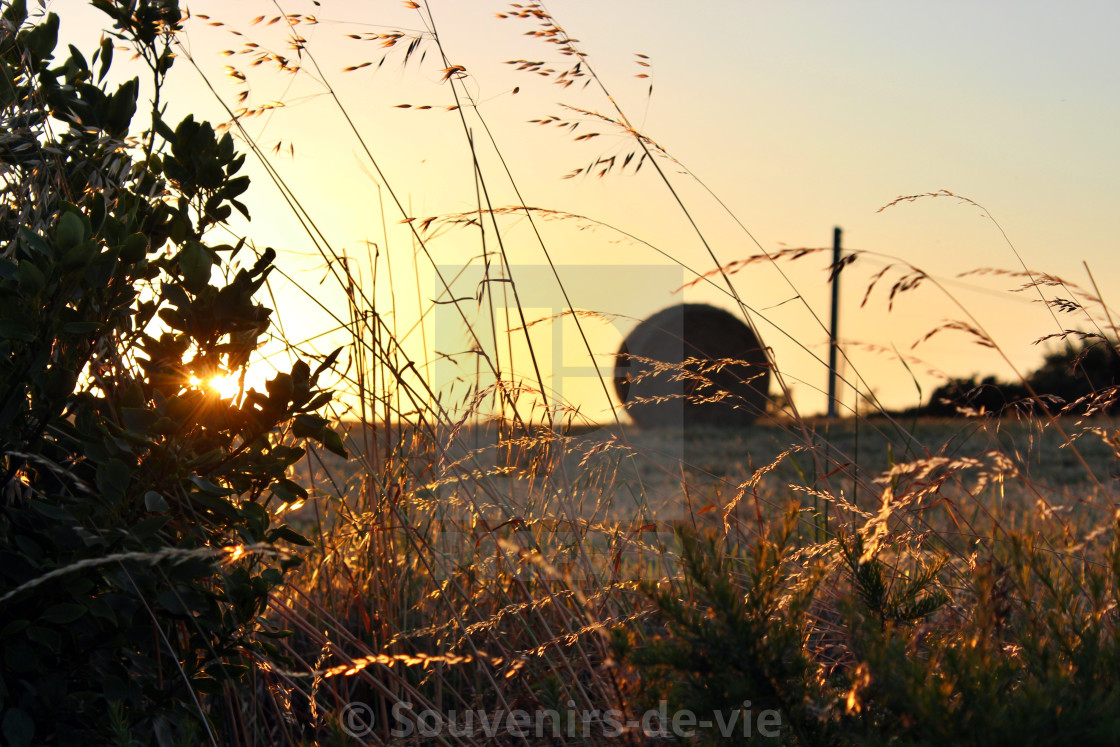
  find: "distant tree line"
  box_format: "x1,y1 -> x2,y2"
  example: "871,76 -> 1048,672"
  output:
919,336 -> 1120,417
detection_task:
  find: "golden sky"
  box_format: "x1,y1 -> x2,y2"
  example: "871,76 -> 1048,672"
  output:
62,0 -> 1120,420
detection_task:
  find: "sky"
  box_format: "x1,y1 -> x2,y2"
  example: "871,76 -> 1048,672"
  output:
57,0 -> 1120,421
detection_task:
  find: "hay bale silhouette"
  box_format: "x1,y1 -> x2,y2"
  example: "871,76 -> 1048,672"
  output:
614,303 -> 770,428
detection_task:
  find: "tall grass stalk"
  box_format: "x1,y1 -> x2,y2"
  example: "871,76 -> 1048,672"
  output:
145,1 -> 1120,743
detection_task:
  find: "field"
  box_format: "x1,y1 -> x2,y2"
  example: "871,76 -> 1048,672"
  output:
304,414 -> 1120,527
253,409 -> 1120,745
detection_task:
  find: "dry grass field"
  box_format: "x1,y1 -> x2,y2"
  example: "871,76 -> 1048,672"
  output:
301,414 -> 1120,530
266,409 -> 1120,743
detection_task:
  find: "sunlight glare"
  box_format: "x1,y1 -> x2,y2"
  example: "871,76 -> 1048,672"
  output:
189,373 -> 244,399
209,374 -> 243,400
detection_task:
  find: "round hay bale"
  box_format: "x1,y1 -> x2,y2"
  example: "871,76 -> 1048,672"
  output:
614,303 -> 771,428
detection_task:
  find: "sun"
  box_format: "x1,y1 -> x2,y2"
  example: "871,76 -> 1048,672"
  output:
189,373 -> 244,400
209,374 -> 245,400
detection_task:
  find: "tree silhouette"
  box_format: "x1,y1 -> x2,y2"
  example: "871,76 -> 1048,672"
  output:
923,336 -> 1120,417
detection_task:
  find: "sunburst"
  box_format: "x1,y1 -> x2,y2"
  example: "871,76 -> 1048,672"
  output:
189,373 -> 245,400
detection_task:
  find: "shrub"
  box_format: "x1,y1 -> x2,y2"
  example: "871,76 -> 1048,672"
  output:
618,512 -> 824,745
619,510 -> 1120,745
0,2 -> 340,743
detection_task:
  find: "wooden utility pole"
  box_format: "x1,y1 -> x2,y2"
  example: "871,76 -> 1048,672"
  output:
827,227 -> 842,418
